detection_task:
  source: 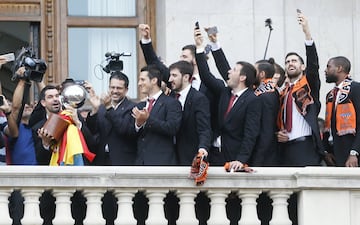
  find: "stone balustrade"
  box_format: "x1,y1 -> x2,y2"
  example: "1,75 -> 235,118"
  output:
0,166 -> 360,225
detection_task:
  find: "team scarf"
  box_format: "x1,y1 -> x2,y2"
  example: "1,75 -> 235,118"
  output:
254,78 -> 276,96
277,75 -> 314,130
49,111 -> 95,166
189,151 -> 209,186
324,78 -> 356,136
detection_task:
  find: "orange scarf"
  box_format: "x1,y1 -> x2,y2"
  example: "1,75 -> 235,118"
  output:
324,78 -> 356,136
254,78 -> 276,96
277,75 -> 314,130
50,111 -> 95,166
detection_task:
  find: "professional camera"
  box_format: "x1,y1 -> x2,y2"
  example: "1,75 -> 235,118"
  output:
13,47 -> 47,82
103,51 -> 131,73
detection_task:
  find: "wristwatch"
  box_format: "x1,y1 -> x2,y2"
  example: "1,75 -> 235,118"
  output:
350,150 -> 359,156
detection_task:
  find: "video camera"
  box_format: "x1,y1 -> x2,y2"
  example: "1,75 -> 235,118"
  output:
103,51 -> 131,73
13,47 -> 47,82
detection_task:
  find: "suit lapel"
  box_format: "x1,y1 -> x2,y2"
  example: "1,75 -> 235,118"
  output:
183,88 -> 195,121
150,93 -> 165,115
225,89 -> 250,121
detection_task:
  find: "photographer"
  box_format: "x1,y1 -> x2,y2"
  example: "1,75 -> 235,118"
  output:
0,67 -> 38,165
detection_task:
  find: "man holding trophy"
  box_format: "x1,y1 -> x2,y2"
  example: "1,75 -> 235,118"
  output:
33,84 -> 95,166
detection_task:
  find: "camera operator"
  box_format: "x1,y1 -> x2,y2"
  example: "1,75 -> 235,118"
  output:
0,67 -> 39,165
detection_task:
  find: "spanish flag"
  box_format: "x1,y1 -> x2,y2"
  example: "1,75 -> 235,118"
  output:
49,111 -> 95,166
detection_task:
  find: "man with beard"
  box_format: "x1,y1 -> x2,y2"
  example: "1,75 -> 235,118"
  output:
86,71 -> 137,166
324,56 -> 360,167
276,12 -> 325,166
139,24 -> 223,165
168,60 -> 211,165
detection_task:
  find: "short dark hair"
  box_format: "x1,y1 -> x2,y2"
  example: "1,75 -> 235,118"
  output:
169,60 -> 194,79
330,56 -> 351,74
39,85 -> 58,101
255,59 -> 275,79
181,45 -> 196,57
237,61 -> 257,88
110,71 -> 130,88
140,64 -> 163,87
285,52 -> 304,64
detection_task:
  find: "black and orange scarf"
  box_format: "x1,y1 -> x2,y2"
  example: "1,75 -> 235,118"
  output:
325,78 -> 356,136
254,78 -> 276,96
277,75 -> 314,130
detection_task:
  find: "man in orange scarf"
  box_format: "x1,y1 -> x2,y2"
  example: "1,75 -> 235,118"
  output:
276,12 -> 325,166
324,56 -> 360,167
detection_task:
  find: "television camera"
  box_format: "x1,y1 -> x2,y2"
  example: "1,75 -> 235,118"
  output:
13,47 -> 47,82
102,51 -> 131,73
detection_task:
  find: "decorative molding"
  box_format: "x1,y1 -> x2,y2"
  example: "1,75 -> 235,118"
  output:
45,0 -> 54,83
0,3 -> 40,16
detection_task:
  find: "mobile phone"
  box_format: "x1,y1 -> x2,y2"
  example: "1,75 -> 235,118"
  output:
0,53 -> 15,62
206,26 -> 218,35
296,8 -> 302,13
0,96 -> 4,106
195,21 -> 199,29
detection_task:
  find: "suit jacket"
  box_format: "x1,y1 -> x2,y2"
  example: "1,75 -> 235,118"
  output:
176,87 -> 211,165
135,93 -> 182,165
140,41 -> 221,143
331,81 -> 360,166
250,90 -> 280,166
196,51 -> 261,164
86,98 -> 137,166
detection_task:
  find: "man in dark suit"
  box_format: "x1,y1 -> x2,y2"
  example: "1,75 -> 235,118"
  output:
85,71 -> 137,166
324,56 -> 360,167
194,28 -> 261,171
251,60 -> 280,166
138,24 -> 223,165
132,65 -> 182,165
276,12 -> 325,166
168,60 -> 211,165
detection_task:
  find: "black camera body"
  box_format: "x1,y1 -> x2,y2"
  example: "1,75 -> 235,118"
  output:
13,47 -> 47,82
103,52 -> 131,73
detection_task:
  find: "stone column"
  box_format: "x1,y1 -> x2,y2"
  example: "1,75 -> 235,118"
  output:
207,190 -> 230,225
145,189 -> 168,225
21,188 -> 43,225
269,190 -> 292,225
238,190 -> 261,225
177,190 -> 198,225
83,189 -> 106,225
114,189 -> 137,225
0,189 -> 12,225
52,189 -> 75,225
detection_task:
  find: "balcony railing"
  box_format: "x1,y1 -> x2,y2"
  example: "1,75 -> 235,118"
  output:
0,166 -> 360,225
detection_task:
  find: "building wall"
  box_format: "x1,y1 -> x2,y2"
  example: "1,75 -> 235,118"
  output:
156,0 -> 360,118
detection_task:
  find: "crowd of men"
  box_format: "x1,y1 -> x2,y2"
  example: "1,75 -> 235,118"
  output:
0,11 -> 359,170
0,10 -> 359,225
